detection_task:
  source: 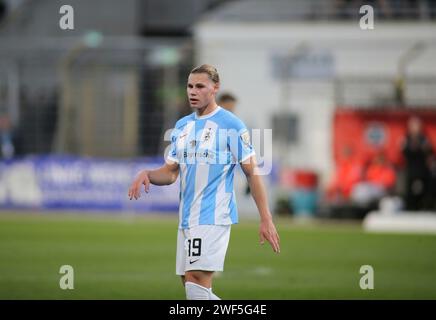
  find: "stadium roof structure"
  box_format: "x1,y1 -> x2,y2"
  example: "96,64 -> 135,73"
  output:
203,0 -> 331,22
201,0 -> 436,23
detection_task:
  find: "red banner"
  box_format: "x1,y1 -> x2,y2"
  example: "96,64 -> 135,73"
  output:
333,108 -> 436,168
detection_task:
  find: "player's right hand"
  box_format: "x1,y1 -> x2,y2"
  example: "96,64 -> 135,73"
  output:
128,170 -> 150,200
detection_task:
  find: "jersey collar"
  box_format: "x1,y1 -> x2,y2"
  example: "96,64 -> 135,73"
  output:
194,106 -> 222,120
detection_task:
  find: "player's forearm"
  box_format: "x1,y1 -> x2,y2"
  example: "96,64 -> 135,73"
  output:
247,174 -> 273,222
147,166 -> 178,186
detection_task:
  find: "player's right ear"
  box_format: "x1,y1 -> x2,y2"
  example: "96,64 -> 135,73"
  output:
214,82 -> 220,93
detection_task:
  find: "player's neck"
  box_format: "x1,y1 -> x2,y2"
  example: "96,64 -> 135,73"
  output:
196,102 -> 218,118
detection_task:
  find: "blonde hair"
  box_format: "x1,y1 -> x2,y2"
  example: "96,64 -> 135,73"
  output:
190,64 -> 220,84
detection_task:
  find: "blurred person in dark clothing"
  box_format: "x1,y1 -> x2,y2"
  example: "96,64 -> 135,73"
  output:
424,154 -> 436,211
217,92 -> 237,113
401,116 -> 433,211
217,92 -> 253,196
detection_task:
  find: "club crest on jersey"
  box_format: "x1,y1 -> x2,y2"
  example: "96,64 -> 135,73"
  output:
241,130 -> 251,147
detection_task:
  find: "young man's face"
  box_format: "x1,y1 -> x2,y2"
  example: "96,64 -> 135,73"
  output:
187,73 -> 219,110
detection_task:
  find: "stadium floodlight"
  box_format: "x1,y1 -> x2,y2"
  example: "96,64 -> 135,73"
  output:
148,47 -> 180,66
83,30 -> 103,48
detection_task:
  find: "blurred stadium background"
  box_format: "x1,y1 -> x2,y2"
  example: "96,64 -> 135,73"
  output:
1,0 -> 436,299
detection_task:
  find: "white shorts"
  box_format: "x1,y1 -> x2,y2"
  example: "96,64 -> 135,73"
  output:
176,224 -> 231,276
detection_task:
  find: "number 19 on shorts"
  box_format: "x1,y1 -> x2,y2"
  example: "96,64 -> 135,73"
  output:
187,238 -> 202,257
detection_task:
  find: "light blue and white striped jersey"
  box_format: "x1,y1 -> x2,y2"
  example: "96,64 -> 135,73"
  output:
167,106 -> 255,229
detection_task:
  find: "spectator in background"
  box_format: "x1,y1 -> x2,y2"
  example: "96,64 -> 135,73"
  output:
217,92 -> 237,113
424,154 -> 436,210
0,115 -> 15,160
351,151 -> 396,206
327,145 -> 364,203
217,92 -> 252,196
365,152 -> 396,190
401,116 -> 433,211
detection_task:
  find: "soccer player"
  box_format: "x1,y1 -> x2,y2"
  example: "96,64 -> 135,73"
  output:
128,64 -> 280,300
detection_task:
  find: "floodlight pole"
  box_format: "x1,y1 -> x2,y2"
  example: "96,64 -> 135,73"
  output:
395,41 -> 426,108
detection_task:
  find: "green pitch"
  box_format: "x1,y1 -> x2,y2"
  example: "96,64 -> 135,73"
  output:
0,212 -> 435,299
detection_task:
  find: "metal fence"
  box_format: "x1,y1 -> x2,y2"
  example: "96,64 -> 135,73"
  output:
0,37 -> 193,159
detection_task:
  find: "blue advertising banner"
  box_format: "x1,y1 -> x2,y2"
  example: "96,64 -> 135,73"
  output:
0,156 -> 179,212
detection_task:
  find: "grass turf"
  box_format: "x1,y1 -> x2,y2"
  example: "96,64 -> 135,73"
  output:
0,212 -> 435,299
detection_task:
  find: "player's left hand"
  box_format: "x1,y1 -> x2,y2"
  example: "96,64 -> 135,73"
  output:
259,217 -> 280,253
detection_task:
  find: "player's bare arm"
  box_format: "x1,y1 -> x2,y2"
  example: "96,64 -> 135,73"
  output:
241,156 -> 281,254
128,161 -> 179,200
